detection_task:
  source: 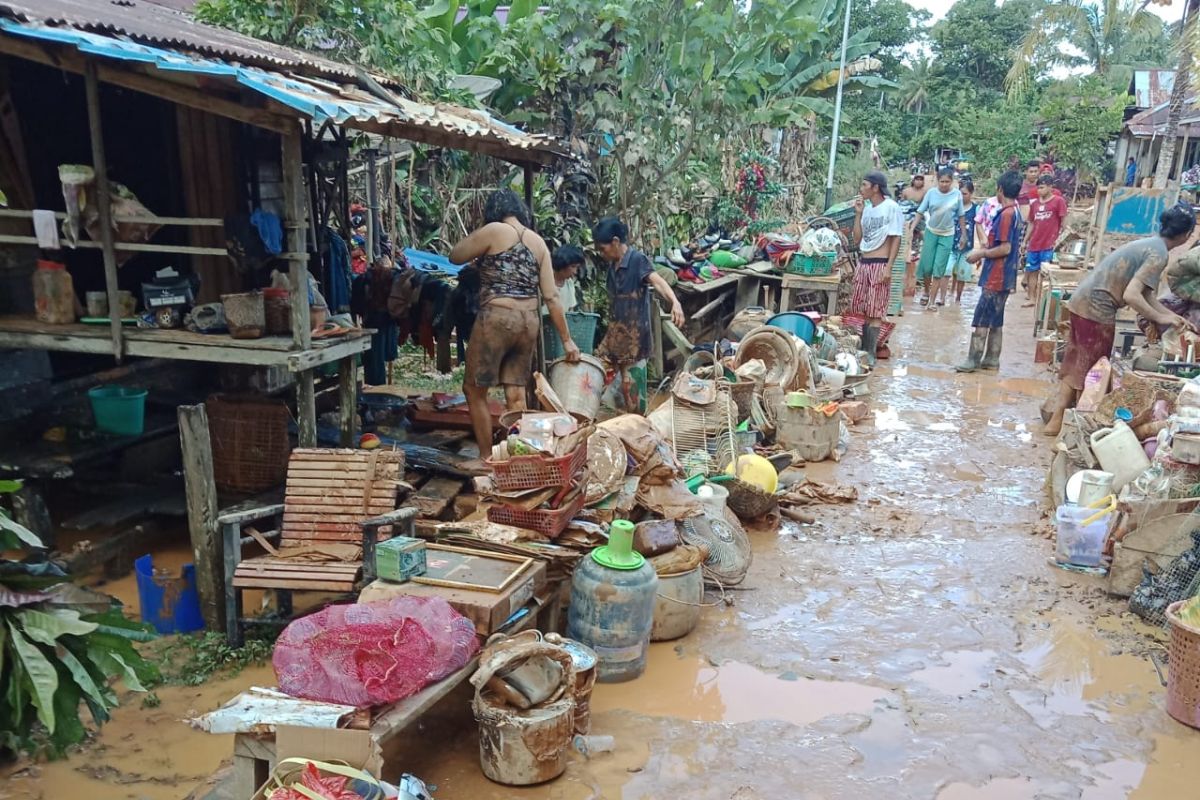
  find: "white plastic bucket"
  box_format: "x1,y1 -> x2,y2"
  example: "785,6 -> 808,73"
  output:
1055,504 -> 1110,567
695,482 -> 729,516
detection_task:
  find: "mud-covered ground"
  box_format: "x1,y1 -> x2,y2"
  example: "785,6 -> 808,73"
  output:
3,297 -> 1197,799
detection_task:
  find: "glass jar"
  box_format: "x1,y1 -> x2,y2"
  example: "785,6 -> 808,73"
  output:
32,260 -> 75,324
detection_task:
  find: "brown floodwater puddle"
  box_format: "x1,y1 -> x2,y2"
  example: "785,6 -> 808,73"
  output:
588,645 -> 889,727
1,663 -> 275,800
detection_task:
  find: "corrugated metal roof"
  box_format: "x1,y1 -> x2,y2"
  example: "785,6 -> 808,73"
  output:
0,16 -> 567,164
0,0 -> 369,84
1125,96 -> 1200,139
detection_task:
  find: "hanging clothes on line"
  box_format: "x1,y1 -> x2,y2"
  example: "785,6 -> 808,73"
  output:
322,226 -> 353,314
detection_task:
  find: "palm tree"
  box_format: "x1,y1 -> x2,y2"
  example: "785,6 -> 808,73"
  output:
1155,0 -> 1200,187
899,57 -> 933,135
1006,0 -> 1168,95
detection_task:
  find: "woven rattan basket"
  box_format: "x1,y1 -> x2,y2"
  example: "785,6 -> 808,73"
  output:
1166,600 -> 1200,729
724,477 -> 777,520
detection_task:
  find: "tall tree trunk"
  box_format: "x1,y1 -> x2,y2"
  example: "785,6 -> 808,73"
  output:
1155,5 -> 1198,188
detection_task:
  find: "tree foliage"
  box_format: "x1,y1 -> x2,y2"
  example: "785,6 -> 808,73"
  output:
1006,0 -> 1172,96
930,0 -> 1039,95
1039,76 -> 1129,178
0,488 -> 158,759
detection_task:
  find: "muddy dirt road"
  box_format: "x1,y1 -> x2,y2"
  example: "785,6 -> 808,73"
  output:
4,299 -> 1197,799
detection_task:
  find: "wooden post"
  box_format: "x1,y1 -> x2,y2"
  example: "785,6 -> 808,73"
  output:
83,60 -> 123,362
338,354 -> 357,447
282,132 -> 311,350
524,163 -> 545,402
364,148 -> 379,261
178,404 -> 224,633
650,308 -> 664,381
523,164 -> 535,222
282,132 -> 317,446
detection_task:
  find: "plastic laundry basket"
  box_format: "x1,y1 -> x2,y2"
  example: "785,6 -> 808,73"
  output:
1166,601 -> 1200,729
544,312 -> 600,359
88,385 -> 147,436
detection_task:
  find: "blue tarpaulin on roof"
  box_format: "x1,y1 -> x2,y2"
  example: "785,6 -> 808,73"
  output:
0,18 -> 564,163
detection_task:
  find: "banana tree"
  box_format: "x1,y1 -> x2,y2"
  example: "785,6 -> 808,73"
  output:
1,481 -> 158,758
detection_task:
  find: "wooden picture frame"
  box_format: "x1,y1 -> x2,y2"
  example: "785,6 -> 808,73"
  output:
412,544 -> 533,594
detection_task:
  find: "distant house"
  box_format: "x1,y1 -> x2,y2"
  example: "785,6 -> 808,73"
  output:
1127,69 -> 1176,118
1114,95 -> 1200,185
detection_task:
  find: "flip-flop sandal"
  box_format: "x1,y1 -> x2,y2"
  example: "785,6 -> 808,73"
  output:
312,323 -> 351,339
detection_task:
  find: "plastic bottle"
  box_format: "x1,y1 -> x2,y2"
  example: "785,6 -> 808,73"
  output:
573,734 -> 615,757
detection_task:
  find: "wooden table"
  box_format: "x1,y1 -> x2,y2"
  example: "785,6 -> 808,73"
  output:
228,597 -> 545,795
780,273 -> 840,315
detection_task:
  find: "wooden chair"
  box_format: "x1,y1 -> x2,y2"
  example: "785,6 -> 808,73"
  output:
219,448 -> 413,646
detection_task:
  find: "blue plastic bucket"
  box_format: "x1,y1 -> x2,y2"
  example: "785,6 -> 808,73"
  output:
134,554 -> 204,634
88,385 -> 147,436
766,312 -> 817,343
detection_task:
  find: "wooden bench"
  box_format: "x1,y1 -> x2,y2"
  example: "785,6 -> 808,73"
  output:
220,448 -> 411,645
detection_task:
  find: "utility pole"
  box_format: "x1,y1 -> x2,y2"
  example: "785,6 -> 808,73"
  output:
824,0 -> 854,211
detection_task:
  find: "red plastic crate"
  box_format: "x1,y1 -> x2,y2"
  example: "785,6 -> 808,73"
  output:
487,490 -> 587,539
487,442 -> 588,492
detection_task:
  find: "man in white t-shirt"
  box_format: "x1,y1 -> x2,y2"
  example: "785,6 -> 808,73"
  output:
850,171 -> 905,364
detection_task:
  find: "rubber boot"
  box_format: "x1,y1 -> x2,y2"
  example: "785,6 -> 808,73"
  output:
980,328 -> 1002,370
956,328 -> 987,373
861,325 -> 879,367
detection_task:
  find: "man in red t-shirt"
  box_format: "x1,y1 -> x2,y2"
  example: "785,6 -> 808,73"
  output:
1017,160 -> 1040,218
1023,174 -> 1068,306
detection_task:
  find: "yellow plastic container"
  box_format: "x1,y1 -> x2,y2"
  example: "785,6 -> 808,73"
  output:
724,453 -> 778,494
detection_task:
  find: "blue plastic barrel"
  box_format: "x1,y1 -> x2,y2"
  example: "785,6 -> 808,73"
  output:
134,554 -> 205,634
566,520 -> 658,682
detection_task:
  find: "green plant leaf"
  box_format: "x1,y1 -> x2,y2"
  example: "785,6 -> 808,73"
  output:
57,645 -> 110,707
18,608 -> 99,645
6,620 -> 58,734
0,479 -> 23,493
49,662 -> 86,753
0,510 -> 44,549
109,651 -> 149,692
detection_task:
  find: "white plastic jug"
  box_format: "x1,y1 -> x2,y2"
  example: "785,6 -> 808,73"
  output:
1090,421 -> 1150,491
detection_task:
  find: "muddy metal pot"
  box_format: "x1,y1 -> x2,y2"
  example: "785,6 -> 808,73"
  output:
651,567 -> 703,641
471,642 -> 577,786
545,634 -> 598,735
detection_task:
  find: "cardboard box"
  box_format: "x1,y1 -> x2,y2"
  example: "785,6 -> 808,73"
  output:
360,558 -> 547,635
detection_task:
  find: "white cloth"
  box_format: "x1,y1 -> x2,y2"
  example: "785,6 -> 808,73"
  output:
859,197 -> 904,254
32,210 -> 60,250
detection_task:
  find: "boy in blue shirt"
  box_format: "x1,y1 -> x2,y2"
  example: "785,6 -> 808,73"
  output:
957,171 -> 1025,373
945,178 -> 978,305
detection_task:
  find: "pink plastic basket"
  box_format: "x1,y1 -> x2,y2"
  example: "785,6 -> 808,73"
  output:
487,443 -> 588,493
487,491 -> 587,539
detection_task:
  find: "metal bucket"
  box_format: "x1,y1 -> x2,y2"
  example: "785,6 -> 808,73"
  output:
547,355 -> 605,420
651,567 -> 703,641
472,641 -> 577,786
545,634 -> 598,735
474,697 -> 576,785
